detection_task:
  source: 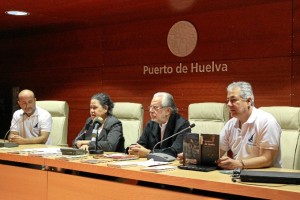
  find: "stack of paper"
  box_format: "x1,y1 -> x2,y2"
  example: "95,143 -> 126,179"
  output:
141,165 -> 177,173
138,159 -> 171,167
22,148 -> 62,157
108,154 -> 139,161
80,159 -> 111,164
106,158 -> 173,169
107,161 -> 138,168
55,154 -> 88,161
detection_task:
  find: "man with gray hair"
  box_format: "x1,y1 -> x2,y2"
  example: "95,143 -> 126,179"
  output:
128,92 -> 190,158
217,81 -> 282,169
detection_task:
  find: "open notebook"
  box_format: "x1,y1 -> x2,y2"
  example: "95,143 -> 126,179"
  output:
178,133 -> 219,172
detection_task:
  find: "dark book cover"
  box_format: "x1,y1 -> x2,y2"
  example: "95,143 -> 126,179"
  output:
183,133 -> 201,165
201,134 -> 219,166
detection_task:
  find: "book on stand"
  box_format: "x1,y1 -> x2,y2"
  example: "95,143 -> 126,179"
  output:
183,133 -> 201,165
201,133 -> 219,166
181,133 -> 219,171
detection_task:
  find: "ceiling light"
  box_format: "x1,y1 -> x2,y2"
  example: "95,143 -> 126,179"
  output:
5,10 -> 30,16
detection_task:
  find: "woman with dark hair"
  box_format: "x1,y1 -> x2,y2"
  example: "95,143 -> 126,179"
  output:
72,93 -> 125,152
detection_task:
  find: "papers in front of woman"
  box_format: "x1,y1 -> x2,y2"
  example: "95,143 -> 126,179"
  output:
80,159 -> 111,164
102,153 -> 139,161
55,154 -> 88,161
107,161 -> 139,168
107,158 -> 172,168
6,147 -> 62,157
141,165 -> 177,173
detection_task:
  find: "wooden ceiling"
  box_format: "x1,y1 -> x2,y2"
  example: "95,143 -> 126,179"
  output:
0,0 -> 275,34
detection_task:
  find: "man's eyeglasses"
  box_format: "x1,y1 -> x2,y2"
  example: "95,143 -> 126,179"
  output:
226,98 -> 247,104
148,105 -> 165,111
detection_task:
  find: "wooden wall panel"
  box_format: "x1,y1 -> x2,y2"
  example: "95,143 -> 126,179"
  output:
0,0 -> 298,146
0,28 -> 103,73
102,57 -> 292,124
5,69 -> 104,145
103,0 -> 292,66
0,27 -> 104,145
294,0 -> 300,55
292,0 -> 300,106
102,0 -> 294,123
293,56 -> 300,105
292,0 -> 300,105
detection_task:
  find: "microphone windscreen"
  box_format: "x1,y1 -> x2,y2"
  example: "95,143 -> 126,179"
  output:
190,123 -> 195,128
93,117 -> 103,126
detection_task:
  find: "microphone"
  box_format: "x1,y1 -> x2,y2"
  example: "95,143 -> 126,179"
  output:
89,117 -> 104,154
147,123 -> 195,162
0,112 -> 25,148
64,120 -> 93,155
91,117 -> 102,142
73,119 -> 92,148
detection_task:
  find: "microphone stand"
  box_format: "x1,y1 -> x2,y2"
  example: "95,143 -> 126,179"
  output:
0,113 -> 24,148
89,131 -> 104,154
147,123 -> 195,162
73,121 -> 92,148
89,122 -> 104,154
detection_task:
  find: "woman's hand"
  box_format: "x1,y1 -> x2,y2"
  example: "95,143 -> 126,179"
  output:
76,140 -> 90,148
79,144 -> 89,151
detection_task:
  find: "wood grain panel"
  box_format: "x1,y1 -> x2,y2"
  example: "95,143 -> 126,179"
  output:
0,0 -> 298,146
0,27 -> 104,144
0,27 -> 103,73
0,164 -> 47,200
292,56 -> 300,106
103,0 -> 292,66
3,66 -> 104,145
102,57 -> 291,107
48,172 -> 213,200
44,156 -> 300,200
293,0 -> 300,55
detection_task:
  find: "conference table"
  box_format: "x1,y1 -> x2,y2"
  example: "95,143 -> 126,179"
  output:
0,144 -> 300,200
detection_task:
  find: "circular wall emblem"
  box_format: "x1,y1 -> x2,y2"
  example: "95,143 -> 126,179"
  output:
167,21 -> 198,57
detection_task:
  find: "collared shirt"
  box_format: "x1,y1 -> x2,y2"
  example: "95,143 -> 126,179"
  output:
10,106 -> 52,145
159,121 -> 168,141
220,107 -> 282,167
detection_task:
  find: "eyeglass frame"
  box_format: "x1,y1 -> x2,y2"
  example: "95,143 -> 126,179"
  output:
148,105 -> 167,111
226,97 -> 249,105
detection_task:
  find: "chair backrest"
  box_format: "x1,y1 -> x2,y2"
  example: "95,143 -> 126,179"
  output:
259,106 -> 300,170
36,101 -> 69,146
112,102 -> 144,148
188,102 -> 230,134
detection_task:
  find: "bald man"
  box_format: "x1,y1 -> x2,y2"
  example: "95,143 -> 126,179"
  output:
8,89 -> 52,145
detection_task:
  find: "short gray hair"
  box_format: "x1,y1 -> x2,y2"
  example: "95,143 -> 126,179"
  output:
227,81 -> 255,106
153,92 -> 178,113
